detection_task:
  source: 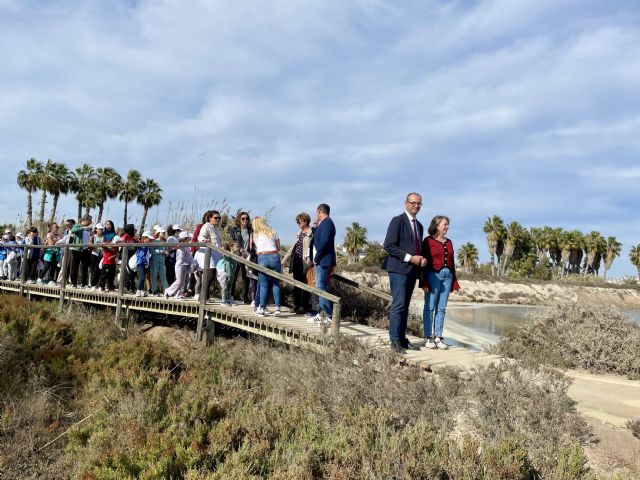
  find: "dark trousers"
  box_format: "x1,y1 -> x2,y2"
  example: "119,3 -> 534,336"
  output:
292,259 -> 310,310
25,257 -> 38,281
90,254 -> 102,287
70,249 -> 91,287
124,266 -> 137,291
165,256 -> 176,286
231,264 -> 250,302
388,269 -> 419,342
39,260 -> 58,282
99,264 -> 116,290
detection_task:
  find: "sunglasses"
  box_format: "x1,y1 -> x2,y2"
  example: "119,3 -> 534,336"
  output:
241,217 -> 248,220
213,216 -> 221,220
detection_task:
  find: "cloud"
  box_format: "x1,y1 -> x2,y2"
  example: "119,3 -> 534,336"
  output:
1,0 -> 640,277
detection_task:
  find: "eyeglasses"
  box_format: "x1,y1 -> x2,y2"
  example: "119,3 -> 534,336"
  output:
213,216 -> 221,220
241,217 -> 248,221
407,201 -> 423,207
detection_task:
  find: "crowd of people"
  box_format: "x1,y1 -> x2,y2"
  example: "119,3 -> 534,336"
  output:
0,203 -> 338,326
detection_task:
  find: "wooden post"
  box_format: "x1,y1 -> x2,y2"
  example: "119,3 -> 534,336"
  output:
19,245 -> 29,296
205,312 -> 215,347
115,246 -> 129,329
196,247 -> 211,342
58,246 -> 70,312
331,301 -> 341,335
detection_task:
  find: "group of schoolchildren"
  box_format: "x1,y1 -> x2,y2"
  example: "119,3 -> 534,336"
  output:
0,212 -> 252,306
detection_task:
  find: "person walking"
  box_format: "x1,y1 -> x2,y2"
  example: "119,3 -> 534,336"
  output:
281,212 -> 313,314
252,216 -> 282,317
195,210 -> 222,301
382,193 -> 426,353
149,227 -> 169,296
308,204 -> 336,326
164,230 -> 192,299
421,215 -> 460,350
89,223 -> 105,290
230,212 -> 252,303
134,232 -> 153,297
120,224 -> 137,293
70,214 -> 93,288
38,223 -> 61,285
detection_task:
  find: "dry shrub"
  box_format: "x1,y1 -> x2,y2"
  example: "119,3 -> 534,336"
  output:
627,419 -> 640,439
493,301 -> 640,378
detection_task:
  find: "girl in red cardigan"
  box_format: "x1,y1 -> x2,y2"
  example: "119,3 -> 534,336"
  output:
421,215 -> 460,350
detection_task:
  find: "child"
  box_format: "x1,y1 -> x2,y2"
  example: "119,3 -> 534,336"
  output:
135,232 -> 153,297
164,230 -> 193,299
216,242 -> 240,305
99,233 -> 118,292
89,224 -> 105,291
0,235 -> 7,280
38,223 -> 61,285
14,232 -> 24,280
150,228 -> 168,296
5,236 -> 18,281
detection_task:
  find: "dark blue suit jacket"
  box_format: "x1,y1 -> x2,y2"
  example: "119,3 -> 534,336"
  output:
313,217 -> 336,267
383,213 -> 423,275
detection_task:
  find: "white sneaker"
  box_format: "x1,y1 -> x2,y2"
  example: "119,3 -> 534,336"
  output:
256,307 -> 266,317
434,337 -> 449,350
90,286 -> 97,292
135,290 -> 142,297
48,281 -> 56,286
193,294 -> 199,301
424,338 -> 436,349
250,300 -> 255,308
36,278 -> 43,285
307,314 -> 322,324
274,308 -> 281,316
322,316 -> 332,327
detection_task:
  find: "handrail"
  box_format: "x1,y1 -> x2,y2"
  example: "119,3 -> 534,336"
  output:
331,272 -> 393,302
3,241 -> 342,336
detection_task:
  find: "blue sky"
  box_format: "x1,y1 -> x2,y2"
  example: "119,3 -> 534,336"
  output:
1,0 -> 639,277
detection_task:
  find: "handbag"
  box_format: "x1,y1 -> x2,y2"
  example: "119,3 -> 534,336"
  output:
128,254 -> 137,271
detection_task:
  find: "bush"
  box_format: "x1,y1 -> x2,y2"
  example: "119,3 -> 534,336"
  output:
627,419 -> 640,439
0,297 -> 592,479
493,301 -> 640,378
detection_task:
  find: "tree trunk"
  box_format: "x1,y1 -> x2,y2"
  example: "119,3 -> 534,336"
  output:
123,201 -> 128,227
489,252 -> 495,276
77,201 -> 82,221
97,203 -> 104,224
38,190 -> 47,225
84,205 -> 90,217
27,191 -> 33,227
50,194 -> 60,224
139,208 -> 148,235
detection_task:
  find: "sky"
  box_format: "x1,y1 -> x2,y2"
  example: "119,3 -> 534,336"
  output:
1,0 -> 639,277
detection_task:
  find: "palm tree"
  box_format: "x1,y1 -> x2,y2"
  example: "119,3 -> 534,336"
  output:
37,159 -> 57,225
582,231 -> 606,275
500,221 -> 526,275
630,245 -> 640,280
93,167 -> 122,223
16,158 -> 43,227
603,236 -> 622,280
457,242 -> 479,274
119,169 -> 142,226
559,230 -> 584,275
137,178 -> 162,233
483,215 -> 506,275
70,164 -> 96,220
343,222 -> 368,263
44,161 -> 73,224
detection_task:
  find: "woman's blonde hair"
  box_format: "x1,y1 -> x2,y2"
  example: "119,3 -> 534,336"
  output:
252,216 -> 275,238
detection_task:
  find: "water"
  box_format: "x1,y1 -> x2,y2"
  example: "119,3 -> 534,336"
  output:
422,303 -> 640,350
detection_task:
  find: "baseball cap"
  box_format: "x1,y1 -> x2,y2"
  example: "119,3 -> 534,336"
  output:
95,223 -> 104,230
156,227 -> 166,234
142,231 -> 155,239
172,224 -> 182,231
152,225 -> 161,232
4,229 -> 11,234
16,232 -> 24,238
178,231 -> 189,239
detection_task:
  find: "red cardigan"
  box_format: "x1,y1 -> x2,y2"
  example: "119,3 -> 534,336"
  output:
421,237 -> 460,292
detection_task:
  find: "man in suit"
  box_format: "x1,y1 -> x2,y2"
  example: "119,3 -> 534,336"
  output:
309,203 -> 336,325
383,193 -> 426,352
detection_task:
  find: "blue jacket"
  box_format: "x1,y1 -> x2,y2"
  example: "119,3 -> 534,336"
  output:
136,246 -> 149,266
312,217 -> 336,267
0,246 -> 6,261
383,213 -> 424,275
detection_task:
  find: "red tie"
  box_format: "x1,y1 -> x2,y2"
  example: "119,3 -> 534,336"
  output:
411,218 -> 421,255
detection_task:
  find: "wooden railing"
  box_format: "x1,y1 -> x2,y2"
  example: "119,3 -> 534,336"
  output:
0,241 -> 343,338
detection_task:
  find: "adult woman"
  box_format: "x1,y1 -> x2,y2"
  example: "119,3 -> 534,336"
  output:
252,216 -> 281,317
195,210 -> 222,301
281,212 -> 313,314
89,223 -> 105,290
230,212 -> 252,303
38,222 -> 61,285
150,227 -> 168,296
421,215 -> 460,350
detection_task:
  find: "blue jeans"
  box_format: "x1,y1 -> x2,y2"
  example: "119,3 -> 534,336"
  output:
388,270 -> 419,341
258,253 -> 281,309
137,264 -> 146,291
423,268 -> 453,338
150,254 -> 168,292
315,265 -> 333,317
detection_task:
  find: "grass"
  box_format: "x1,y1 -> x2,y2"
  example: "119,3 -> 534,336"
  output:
492,301 -> 640,379
0,295 -> 597,479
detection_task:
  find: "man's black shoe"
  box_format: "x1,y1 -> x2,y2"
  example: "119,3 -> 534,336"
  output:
401,339 -> 420,351
390,340 -> 406,353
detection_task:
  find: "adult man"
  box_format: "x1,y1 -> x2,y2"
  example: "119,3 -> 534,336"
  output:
383,193 -> 426,353
309,203 -> 336,325
70,214 -> 93,288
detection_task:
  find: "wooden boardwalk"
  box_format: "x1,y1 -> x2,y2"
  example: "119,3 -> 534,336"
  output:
0,279 -> 504,372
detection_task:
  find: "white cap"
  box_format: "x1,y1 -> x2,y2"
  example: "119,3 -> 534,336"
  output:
178,231 -> 189,239
142,231 -> 155,239
156,227 -> 166,234
4,229 -> 11,234
2,235 -> 9,240
152,224 -> 161,232
16,232 -> 24,238
172,224 -> 182,231
95,223 -> 104,230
